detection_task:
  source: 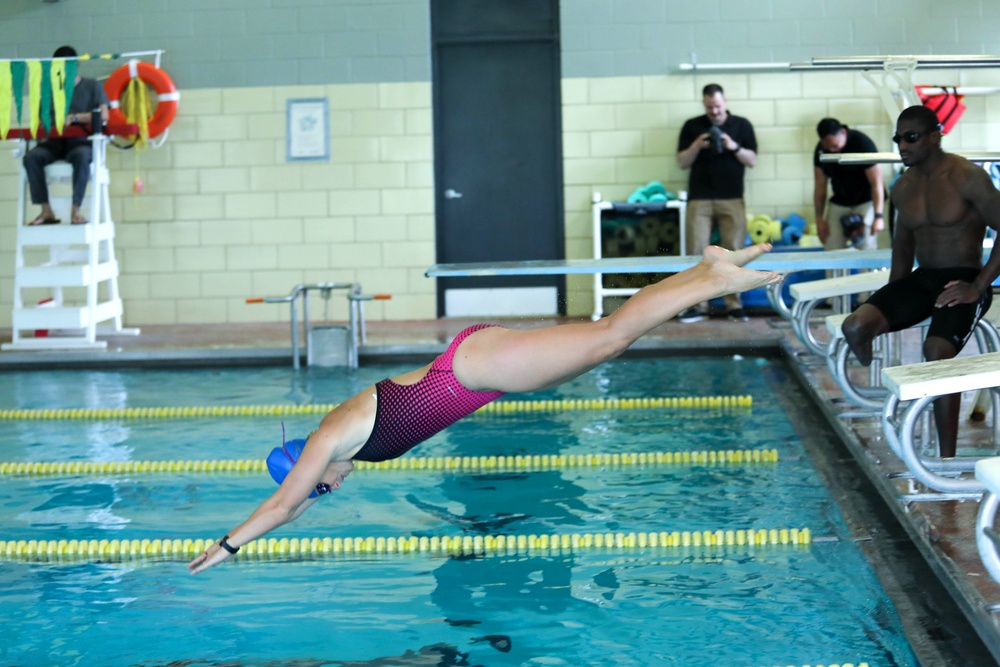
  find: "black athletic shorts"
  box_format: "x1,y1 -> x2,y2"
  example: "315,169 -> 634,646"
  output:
864,267 -> 992,351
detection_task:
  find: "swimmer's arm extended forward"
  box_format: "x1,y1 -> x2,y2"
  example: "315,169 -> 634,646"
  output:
186,477 -> 321,575
187,402 -> 369,575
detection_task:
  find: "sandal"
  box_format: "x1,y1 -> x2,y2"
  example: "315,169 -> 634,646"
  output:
71,216 -> 88,225
28,216 -> 60,226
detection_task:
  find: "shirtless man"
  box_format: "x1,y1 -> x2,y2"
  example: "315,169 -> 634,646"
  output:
842,105 -> 1000,457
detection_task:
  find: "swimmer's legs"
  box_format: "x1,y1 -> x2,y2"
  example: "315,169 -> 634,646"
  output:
924,335 -> 961,458
841,304 -> 890,367
456,244 -> 782,393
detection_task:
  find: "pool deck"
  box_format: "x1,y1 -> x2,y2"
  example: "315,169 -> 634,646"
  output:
2,313 -> 1000,665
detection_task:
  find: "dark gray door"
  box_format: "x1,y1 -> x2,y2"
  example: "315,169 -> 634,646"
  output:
431,0 -> 565,317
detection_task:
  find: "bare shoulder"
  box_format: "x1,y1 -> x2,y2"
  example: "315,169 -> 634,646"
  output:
890,167 -> 916,202
314,386 -> 379,460
945,153 -> 993,193
945,152 -> 982,175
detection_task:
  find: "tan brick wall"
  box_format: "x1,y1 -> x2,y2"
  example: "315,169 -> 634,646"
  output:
559,68 -> 998,315
1,69 -> 995,326
0,80 -> 435,328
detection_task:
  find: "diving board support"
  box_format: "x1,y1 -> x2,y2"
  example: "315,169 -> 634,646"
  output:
975,458 -> 1000,586
824,313 -> 893,411
685,54 -> 1000,128
881,352 -> 1000,494
825,307 -> 1000,411
788,270 -> 890,356
795,55 -> 1000,126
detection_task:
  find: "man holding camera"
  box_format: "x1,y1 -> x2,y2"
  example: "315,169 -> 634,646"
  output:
676,83 -> 758,322
813,117 -> 884,250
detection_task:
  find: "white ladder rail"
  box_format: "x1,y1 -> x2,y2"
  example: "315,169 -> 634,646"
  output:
3,133 -> 138,351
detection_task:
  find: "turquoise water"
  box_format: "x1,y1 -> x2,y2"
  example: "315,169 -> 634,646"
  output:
0,358 -> 918,666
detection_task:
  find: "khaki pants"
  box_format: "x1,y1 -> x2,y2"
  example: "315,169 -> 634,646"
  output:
825,201 -> 876,250
686,198 -> 746,311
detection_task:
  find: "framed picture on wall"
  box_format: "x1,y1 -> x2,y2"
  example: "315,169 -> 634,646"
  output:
286,98 -> 329,162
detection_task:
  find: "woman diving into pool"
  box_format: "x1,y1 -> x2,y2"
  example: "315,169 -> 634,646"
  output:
187,244 -> 781,574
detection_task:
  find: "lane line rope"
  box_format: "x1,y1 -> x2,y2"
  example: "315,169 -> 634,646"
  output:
0,449 -> 780,477
0,527 -> 813,562
0,395 -> 753,421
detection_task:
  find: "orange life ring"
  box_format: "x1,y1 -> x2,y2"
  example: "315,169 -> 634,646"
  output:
104,61 -> 180,138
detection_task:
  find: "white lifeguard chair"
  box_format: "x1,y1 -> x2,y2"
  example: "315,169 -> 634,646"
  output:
3,131 -> 138,350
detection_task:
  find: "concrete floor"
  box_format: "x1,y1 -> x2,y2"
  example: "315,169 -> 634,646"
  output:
2,311 -> 1000,664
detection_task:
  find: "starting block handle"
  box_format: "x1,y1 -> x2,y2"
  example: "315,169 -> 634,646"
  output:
246,284 -> 389,369
349,293 -> 393,302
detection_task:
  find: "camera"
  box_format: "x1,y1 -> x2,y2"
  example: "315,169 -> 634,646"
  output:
707,125 -> 724,154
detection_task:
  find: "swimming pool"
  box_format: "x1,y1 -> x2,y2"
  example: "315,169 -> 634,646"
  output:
0,358 -> 917,666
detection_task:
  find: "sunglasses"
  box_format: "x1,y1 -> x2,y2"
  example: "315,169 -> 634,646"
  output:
892,128 -> 938,144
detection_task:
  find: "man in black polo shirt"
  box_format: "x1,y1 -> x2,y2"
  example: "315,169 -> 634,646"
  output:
676,83 -> 758,322
813,118 -> 885,250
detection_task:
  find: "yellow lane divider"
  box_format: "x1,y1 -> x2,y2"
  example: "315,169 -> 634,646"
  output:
0,527 -> 812,562
0,449 -> 780,477
0,395 -> 752,421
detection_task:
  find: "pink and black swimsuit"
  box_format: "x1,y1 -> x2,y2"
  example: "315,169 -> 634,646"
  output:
352,324 -> 505,462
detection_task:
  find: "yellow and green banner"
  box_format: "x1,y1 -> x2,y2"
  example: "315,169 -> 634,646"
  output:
1,58 -> 79,138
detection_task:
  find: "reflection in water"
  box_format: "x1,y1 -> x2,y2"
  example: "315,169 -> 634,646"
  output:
14,371 -> 133,463
18,481 -> 130,531
469,634 -> 511,652
139,642 -> 473,666
12,371 -> 135,533
422,414 -> 598,663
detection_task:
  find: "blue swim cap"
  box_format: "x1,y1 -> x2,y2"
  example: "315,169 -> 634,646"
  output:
266,437 -> 320,498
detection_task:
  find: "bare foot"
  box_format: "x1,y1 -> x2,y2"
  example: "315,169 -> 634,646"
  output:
702,243 -> 772,269
842,322 -> 873,366
706,259 -> 782,295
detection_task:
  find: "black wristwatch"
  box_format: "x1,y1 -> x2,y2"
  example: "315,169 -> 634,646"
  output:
730,143 -> 741,153
219,535 -> 240,554
874,213 -> 883,219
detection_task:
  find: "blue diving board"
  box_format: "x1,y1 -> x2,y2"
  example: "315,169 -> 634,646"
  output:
425,249 -> 893,278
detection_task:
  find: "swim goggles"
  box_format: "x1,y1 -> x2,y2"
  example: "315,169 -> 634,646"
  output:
892,126 -> 940,144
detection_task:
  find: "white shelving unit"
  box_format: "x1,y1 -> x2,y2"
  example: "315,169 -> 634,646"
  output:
3,134 -> 138,351
591,192 -> 686,320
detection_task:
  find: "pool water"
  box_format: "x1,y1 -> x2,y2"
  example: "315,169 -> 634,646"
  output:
0,357 -> 918,666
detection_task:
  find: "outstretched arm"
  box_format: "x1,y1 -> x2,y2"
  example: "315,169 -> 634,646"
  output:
186,458 -> 356,574
186,398 -> 372,575
186,464 -> 325,575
